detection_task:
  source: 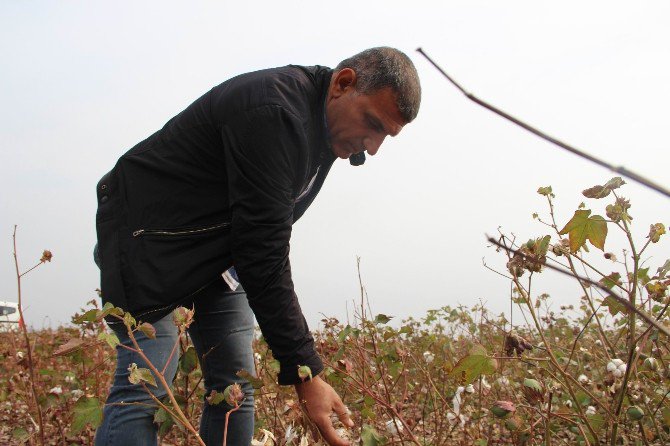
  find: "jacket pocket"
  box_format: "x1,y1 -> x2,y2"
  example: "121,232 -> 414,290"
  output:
122,220 -> 234,317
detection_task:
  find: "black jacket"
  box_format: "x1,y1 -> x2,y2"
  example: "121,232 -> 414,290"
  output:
95,65 -> 336,384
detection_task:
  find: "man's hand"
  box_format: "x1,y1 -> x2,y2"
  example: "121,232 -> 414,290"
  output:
294,375 -> 354,445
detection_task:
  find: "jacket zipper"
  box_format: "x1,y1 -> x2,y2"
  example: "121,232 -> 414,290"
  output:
132,222 -> 230,237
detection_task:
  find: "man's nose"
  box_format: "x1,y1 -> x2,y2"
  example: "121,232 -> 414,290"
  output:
364,135 -> 386,156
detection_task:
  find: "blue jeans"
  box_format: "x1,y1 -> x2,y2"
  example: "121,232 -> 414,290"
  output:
94,278 -> 255,446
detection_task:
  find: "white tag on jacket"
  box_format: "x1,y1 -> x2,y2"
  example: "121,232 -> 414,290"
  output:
222,269 -> 239,291
296,166 -> 320,203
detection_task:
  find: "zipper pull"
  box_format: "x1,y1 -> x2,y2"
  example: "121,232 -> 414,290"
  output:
132,230 -> 144,237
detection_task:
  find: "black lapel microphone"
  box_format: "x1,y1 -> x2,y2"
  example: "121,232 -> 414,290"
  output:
349,152 -> 366,166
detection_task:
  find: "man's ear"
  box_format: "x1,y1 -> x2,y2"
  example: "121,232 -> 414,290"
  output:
330,68 -> 357,98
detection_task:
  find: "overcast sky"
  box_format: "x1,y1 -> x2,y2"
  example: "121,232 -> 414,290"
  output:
1,1 -> 669,330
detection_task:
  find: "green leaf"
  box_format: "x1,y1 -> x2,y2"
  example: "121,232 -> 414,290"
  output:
361,424 -> 383,446
662,407 -> 670,427
236,369 -> 265,390
599,272 -> 622,289
575,390 -> 591,406
127,363 -> 157,387
268,359 -> 280,373
587,413 -> 606,431
223,383 -> 245,406
537,186 -> 554,197
648,223 -> 666,243
297,365 -> 312,381
123,312 -> 136,328
374,314 -> 393,325
602,296 -> 628,316
537,235 -> 551,256
450,344 -> 498,384
558,210 -> 608,252
206,389 -> 226,405
604,177 -> 626,190
636,267 -> 650,286
11,427 -> 30,443
338,325 -> 353,342
154,404 -> 175,436
137,322 -> 156,339
71,396 -> 103,433
100,302 -> 124,318
178,346 -> 198,375
173,306 -> 195,329
72,308 -> 100,324
154,404 -> 170,424
657,259 -> 670,279
97,332 -> 120,349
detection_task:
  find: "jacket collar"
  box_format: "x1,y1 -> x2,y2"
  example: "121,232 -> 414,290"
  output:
315,67 -> 337,166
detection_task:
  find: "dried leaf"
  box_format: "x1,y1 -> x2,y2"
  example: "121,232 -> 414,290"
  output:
52,338 -> 84,357
127,363 -> 157,387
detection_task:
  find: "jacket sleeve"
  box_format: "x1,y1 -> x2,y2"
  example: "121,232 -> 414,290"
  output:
221,104 -> 323,385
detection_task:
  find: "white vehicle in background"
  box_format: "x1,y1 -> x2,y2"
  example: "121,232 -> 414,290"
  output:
0,301 -> 23,331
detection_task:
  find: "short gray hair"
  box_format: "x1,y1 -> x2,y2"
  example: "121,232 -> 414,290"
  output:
336,47 -> 421,123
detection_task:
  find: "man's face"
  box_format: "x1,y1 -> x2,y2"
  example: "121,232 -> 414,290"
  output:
326,69 -> 406,160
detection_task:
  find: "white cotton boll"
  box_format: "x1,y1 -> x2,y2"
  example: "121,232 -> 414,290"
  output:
64,375 -> 75,383
607,361 -> 617,373
252,428 -> 276,446
465,384 -> 475,394
385,419 -> 403,435
595,340 -> 603,346
480,376 -> 492,391
49,386 -> 62,395
497,376 -> 510,387
423,351 -> 434,363
447,412 -> 458,426
70,389 -> 84,401
335,428 -> 350,441
586,406 -> 596,416
578,374 -> 589,384
284,425 -> 296,444
608,359 -> 627,378
564,400 -> 572,408
254,352 -> 262,362
452,387 -> 464,414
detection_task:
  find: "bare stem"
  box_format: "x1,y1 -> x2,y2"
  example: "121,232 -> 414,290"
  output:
116,317 -> 205,446
13,226 -> 46,445
222,403 -> 242,446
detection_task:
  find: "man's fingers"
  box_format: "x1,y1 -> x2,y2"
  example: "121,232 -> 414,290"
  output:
334,403 -> 354,428
314,415 -> 349,446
